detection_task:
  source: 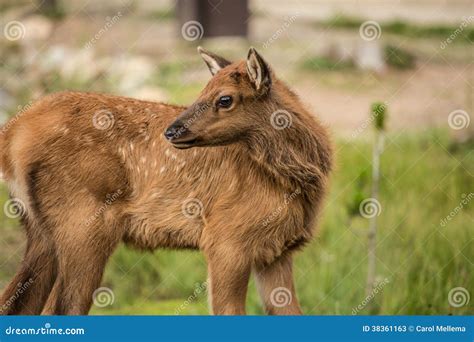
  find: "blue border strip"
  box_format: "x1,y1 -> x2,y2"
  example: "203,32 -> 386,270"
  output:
0,316 -> 472,341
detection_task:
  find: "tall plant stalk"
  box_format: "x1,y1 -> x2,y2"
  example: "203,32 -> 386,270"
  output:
365,102 -> 386,300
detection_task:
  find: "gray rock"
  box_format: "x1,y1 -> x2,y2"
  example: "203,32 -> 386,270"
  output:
355,41 -> 386,73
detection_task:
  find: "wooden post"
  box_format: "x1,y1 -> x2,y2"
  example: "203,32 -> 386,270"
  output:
177,0 -> 249,38
37,0 -> 63,19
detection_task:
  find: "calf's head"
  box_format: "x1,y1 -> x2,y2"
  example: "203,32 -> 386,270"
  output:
164,47 -> 273,149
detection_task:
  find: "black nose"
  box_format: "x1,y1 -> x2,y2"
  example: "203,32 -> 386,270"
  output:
164,123 -> 187,141
164,126 -> 179,140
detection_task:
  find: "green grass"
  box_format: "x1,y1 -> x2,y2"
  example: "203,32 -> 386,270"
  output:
91,299 -> 208,315
384,44 -> 416,69
301,45 -> 416,73
145,8 -> 175,21
320,15 -> 474,43
152,61 -> 204,104
0,130 -> 472,315
301,56 -> 354,72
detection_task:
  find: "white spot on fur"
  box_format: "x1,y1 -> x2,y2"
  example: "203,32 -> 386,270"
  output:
83,136 -> 93,146
176,161 -> 186,171
160,166 -> 166,174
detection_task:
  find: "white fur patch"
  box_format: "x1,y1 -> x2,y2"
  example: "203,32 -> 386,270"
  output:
201,53 -> 222,75
247,52 -> 262,90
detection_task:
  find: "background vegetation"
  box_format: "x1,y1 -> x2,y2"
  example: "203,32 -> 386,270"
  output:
0,0 -> 472,315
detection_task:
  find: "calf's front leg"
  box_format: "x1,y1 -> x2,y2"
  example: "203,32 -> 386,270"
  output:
254,253 -> 303,315
205,248 -> 251,315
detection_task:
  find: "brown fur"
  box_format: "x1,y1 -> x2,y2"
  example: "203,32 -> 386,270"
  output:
0,48 -> 332,315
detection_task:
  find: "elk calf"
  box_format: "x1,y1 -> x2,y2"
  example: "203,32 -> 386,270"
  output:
0,47 -> 332,315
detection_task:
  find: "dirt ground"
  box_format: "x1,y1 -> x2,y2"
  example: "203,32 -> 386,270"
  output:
296,64 -> 473,136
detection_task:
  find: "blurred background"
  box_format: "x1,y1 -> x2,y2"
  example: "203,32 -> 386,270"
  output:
0,0 -> 472,315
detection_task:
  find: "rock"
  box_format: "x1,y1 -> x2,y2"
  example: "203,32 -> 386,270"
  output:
38,45 -> 67,72
61,48 -> 100,82
109,55 -> 155,93
355,41 -> 386,73
22,15 -> 54,42
38,45 -> 101,83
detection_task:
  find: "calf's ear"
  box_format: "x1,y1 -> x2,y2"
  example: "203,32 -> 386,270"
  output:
198,46 -> 232,76
246,47 -> 272,94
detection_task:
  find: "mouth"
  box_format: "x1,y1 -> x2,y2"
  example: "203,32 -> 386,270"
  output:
170,137 -> 199,149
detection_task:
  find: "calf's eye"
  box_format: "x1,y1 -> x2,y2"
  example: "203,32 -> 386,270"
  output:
217,96 -> 233,108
